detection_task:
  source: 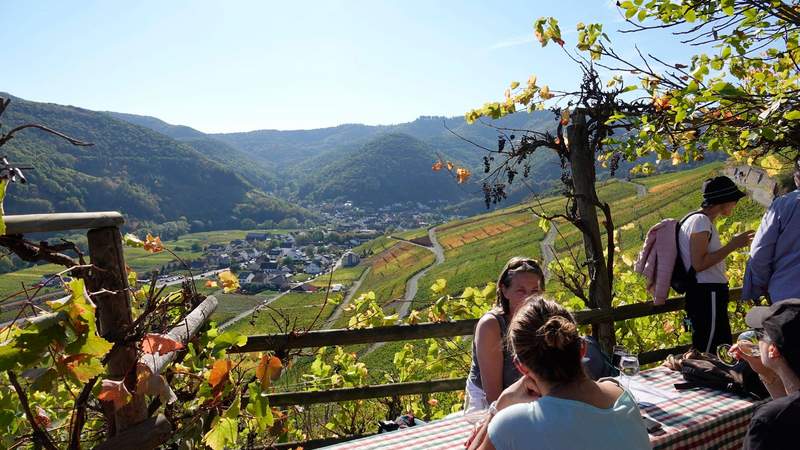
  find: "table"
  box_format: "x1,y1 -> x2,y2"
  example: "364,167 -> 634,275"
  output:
319,367 -> 764,450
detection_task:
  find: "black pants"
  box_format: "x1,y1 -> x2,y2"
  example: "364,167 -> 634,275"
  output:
685,283 -> 732,353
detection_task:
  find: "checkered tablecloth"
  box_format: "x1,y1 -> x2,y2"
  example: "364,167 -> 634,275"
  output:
320,367 -> 763,450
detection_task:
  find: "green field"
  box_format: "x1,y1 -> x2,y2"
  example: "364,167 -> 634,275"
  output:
225,291 -> 342,335
210,291 -> 277,324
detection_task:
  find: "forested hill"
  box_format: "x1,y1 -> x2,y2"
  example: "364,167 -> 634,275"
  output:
298,133 -> 474,205
105,112 -> 280,193
0,94 -> 315,231
212,112 -> 557,172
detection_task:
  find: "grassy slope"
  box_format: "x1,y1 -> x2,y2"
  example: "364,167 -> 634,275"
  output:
412,179 -> 639,308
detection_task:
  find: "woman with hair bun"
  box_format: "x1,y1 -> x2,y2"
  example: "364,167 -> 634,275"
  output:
469,298 -> 650,450
465,257 -> 546,412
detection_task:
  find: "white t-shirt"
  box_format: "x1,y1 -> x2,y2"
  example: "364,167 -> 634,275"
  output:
678,213 -> 728,284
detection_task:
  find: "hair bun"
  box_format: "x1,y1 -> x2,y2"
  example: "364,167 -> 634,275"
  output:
538,316 -> 578,350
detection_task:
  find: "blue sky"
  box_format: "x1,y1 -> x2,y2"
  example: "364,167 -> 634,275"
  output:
3,1 -> 687,133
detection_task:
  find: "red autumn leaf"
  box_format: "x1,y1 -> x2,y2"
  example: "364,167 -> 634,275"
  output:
208,359 -> 232,390
98,379 -> 132,411
141,333 -> 184,354
256,355 -> 283,389
431,161 -> 443,172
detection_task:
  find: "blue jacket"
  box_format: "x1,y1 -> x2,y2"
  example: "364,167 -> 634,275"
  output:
743,189 -> 800,303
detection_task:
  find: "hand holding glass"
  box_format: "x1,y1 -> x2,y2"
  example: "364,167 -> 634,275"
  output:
716,330 -> 761,366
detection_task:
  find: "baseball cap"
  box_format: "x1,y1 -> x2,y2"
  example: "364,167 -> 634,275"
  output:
745,299 -> 800,374
701,176 -> 746,207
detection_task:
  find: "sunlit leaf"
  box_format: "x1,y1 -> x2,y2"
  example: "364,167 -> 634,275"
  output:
143,233 -> 165,253
208,358 -> 232,390
123,233 -> 144,248
430,279 -> 447,294
137,363 -> 177,404
141,333 -> 184,355
218,270 -> 240,293
98,378 -> 132,410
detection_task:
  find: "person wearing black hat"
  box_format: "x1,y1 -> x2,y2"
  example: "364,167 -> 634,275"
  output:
678,175 -> 754,353
733,299 -> 800,449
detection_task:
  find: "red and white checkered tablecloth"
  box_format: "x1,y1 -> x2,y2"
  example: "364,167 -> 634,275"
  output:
320,367 -> 764,450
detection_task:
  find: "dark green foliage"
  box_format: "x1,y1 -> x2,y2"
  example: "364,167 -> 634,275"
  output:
106,111 -> 280,192
298,133 -> 472,205
0,93 -> 315,229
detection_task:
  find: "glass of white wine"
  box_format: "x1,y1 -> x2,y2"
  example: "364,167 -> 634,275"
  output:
619,354 -> 640,392
716,330 -> 761,366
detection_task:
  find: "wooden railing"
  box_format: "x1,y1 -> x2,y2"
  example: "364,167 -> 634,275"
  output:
233,288 -> 742,449
3,212 -> 217,450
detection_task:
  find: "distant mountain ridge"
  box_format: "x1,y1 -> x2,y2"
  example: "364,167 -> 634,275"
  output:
113,108 -> 566,208
0,93 -> 314,231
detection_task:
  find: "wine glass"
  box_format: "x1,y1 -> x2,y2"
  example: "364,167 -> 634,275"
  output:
612,345 -> 628,370
717,330 -> 761,366
619,354 -> 640,391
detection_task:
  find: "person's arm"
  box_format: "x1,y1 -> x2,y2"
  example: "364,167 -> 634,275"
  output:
465,377 -> 540,450
474,315 -> 505,403
743,207 -> 781,300
477,436 -> 497,450
690,230 -> 753,272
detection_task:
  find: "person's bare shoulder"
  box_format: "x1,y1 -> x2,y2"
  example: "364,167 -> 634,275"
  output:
475,313 -> 502,337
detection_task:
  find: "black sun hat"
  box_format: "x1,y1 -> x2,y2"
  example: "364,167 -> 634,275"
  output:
746,299 -> 800,375
701,175 -> 747,207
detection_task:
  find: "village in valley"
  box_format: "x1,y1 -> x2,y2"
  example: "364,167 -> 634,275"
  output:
150,200 -> 459,295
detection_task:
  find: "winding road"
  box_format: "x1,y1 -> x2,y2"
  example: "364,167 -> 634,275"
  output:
395,227 -> 445,318
363,226 -> 446,355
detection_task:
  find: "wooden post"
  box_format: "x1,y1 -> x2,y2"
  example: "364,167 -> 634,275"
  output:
85,226 -> 148,432
566,111 -> 616,353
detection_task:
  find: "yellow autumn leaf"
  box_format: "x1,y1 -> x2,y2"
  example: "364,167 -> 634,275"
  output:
218,271 -> 240,293
143,234 -> 164,253
759,154 -> 788,177
540,85 -> 554,100
456,167 -> 471,184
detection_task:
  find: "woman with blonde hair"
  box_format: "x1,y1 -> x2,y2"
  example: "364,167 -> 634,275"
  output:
465,257 -> 545,412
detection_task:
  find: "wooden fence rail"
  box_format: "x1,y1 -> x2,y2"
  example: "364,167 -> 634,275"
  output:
234,288 -> 741,353
232,288 -> 743,412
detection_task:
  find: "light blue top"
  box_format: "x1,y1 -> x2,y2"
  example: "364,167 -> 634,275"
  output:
487,388 -> 650,450
743,189 -> 800,303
